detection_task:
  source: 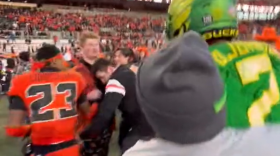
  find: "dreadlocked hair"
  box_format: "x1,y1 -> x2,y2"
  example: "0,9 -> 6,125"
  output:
19,51 -> 30,62
6,58 -> 15,69
36,44 -> 60,61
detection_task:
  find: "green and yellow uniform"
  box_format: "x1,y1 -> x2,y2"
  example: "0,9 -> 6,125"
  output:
209,41 -> 280,127
165,0 -> 280,128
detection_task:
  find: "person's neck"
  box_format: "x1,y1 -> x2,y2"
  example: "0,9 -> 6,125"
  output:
83,57 -> 96,65
112,67 -> 117,73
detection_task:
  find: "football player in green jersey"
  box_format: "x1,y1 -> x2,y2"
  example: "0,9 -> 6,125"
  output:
165,0 -> 280,155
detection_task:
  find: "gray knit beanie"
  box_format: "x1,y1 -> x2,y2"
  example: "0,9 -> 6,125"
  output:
136,31 -> 226,144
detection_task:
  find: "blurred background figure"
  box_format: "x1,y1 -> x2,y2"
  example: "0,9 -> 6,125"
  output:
15,51 -> 30,75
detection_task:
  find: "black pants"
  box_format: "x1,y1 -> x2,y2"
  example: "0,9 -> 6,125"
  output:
81,129 -> 113,156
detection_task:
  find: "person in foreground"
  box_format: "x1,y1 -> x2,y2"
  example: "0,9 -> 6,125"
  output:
5,45 -> 91,156
162,0 -> 280,155
124,31 -> 227,156
76,32 -> 114,156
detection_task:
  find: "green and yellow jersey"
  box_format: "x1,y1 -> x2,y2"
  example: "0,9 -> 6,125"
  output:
209,41 -> 280,128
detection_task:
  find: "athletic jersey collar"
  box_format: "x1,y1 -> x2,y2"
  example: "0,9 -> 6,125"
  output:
80,59 -> 92,71
40,67 -> 61,72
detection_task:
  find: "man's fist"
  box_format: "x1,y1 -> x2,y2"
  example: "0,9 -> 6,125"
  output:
87,89 -> 102,100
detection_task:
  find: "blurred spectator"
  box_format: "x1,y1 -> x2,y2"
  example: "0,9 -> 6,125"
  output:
113,48 -> 138,66
15,51 -> 30,75
0,6 -> 165,49
0,5 -> 279,54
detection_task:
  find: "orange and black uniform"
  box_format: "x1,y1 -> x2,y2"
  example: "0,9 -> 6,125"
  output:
7,67 -> 87,156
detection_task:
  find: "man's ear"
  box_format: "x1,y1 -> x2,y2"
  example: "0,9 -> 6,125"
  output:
48,60 -> 56,67
50,59 -> 62,68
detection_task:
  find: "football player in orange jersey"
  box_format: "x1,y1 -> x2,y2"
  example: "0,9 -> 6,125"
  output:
5,45 -> 93,156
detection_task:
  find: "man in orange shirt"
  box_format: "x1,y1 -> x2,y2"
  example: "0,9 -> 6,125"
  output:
6,45 -> 92,156
77,32 -> 113,156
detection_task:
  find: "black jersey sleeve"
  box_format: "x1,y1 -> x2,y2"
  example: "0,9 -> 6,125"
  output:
79,77 -> 125,139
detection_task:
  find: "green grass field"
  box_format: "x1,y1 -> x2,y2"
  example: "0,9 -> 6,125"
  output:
0,96 -> 120,156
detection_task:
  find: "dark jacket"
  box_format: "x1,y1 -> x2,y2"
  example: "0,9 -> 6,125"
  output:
80,65 -> 154,153
80,59 -> 105,99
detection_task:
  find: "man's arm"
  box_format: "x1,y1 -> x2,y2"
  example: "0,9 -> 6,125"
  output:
76,91 -> 99,119
77,93 -> 89,113
6,96 -> 30,137
75,70 -> 99,118
79,78 -> 126,139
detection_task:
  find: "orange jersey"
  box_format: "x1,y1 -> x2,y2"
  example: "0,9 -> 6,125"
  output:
73,63 -> 98,132
8,69 -> 86,145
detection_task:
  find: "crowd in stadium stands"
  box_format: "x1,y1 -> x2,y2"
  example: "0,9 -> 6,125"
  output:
1,6 -> 280,41
0,6 -> 165,39
0,6 -> 166,53
1,5 -> 280,52
239,20 -> 280,40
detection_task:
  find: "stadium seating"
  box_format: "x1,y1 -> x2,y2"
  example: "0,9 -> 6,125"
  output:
0,5 -> 278,51
0,6 -> 165,39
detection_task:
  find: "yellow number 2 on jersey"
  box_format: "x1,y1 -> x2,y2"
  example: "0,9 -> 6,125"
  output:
236,54 -> 280,126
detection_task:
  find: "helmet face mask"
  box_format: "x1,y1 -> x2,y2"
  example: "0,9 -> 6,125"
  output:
165,14 -> 173,40
166,0 -> 194,40
166,14 -> 190,40
165,0 -> 239,41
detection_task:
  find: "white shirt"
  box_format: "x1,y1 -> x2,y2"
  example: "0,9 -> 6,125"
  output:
124,127 -> 280,156
63,52 -> 71,61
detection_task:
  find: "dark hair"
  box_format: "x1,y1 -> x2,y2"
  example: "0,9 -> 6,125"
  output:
116,48 -> 138,63
19,51 -> 30,62
36,45 -> 60,61
91,58 -> 113,75
6,58 -> 15,69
